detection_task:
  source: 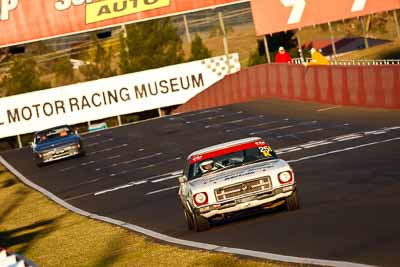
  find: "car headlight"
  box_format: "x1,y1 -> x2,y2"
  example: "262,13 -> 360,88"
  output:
278,171 -> 293,184
193,192 -> 208,206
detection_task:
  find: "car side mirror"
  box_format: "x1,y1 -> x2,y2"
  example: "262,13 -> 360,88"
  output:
179,175 -> 188,184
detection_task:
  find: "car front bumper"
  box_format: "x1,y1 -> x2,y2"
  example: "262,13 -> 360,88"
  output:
39,146 -> 81,163
197,185 -> 295,219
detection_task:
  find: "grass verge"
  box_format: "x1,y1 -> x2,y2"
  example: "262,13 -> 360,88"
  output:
0,164 -> 297,267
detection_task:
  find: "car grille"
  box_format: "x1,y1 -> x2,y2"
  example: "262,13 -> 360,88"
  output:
42,145 -> 79,161
215,176 -> 272,201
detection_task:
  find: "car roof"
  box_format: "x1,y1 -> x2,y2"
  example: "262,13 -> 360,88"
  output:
188,137 -> 263,159
35,125 -> 71,135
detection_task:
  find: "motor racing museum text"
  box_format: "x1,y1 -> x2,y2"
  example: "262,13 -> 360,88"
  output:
5,73 -> 204,124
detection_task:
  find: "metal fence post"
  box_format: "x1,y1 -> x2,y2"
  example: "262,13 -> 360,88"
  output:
263,35 -> 271,63
183,15 -> 191,44
296,33 -> 304,63
360,16 -> 369,49
218,11 -> 231,74
394,10 -> 400,40
17,135 -> 22,148
327,22 -> 337,59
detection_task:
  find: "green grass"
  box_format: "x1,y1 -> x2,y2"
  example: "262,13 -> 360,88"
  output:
0,165 -> 299,267
336,40 -> 400,60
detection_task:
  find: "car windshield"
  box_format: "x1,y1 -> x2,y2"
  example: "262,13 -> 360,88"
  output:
35,126 -> 74,144
187,143 -> 278,180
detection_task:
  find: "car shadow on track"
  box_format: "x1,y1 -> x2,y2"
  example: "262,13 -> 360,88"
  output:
208,204 -> 290,229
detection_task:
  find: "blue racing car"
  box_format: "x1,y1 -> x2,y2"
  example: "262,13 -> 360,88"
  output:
31,125 -> 84,167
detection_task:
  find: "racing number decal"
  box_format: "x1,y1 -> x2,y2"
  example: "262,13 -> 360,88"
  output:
281,0 -> 368,24
259,146 -> 273,158
280,0 -> 305,24
351,0 -> 367,12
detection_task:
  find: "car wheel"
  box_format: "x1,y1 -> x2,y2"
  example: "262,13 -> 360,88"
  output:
286,190 -> 300,211
192,213 -> 210,232
184,210 -> 194,230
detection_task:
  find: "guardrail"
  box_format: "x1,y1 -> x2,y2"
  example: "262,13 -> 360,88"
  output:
173,63 -> 400,114
292,58 -> 400,65
0,248 -> 37,267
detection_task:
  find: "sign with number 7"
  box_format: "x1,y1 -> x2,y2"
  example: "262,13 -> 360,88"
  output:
251,0 -> 400,35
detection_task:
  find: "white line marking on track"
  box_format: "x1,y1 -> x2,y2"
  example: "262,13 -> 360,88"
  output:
87,142 -> 99,147
177,107 -> 223,119
205,115 -> 264,129
95,180 -> 148,196
226,118 -> 289,133
138,164 -> 156,170
151,174 -> 182,183
110,171 -> 127,177
86,138 -> 114,147
288,137 -> 400,163
250,121 -> 318,135
249,125 -> 294,135
90,144 -> 128,155
317,106 -> 342,112
60,166 -> 75,172
332,133 -> 363,142
144,170 -> 183,181
92,170 -> 183,196
299,140 -> 333,149
185,111 -> 243,124
82,134 -> 102,140
110,152 -> 162,167
137,157 -> 181,170
146,185 -> 180,195
81,160 -> 95,166
107,155 -> 121,160
275,126 -> 400,155
277,128 -> 324,138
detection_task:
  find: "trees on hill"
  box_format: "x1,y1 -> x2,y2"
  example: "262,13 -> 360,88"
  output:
2,57 -> 50,96
189,34 -> 212,61
79,34 -> 116,81
119,18 -> 184,74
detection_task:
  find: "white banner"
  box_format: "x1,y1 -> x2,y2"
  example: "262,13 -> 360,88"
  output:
0,54 -> 240,139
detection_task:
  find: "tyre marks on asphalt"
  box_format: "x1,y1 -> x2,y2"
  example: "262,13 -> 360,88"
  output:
66,123 -> 400,200
52,107 -> 400,201
3,101 -> 400,266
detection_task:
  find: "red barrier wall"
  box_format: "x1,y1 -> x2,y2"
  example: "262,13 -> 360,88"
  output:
174,63 -> 400,114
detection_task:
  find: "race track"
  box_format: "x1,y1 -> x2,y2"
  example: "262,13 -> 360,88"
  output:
2,99 -> 400,267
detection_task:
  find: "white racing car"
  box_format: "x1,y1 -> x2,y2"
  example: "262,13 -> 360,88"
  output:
178,137 -> 299,231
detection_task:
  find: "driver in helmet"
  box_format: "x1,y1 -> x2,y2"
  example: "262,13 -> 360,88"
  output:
199,159 -> 217,174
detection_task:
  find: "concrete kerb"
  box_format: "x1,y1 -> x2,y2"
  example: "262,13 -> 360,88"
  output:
0,156 -> 377,267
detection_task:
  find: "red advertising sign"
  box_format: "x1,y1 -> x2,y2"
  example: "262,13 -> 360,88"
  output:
0,0 -> 248,48
251,0 -> 400,36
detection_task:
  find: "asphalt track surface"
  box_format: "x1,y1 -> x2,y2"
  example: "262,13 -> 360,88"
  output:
2,99 -> 400,267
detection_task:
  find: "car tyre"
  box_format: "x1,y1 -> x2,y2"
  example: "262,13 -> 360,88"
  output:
286,190 -> 300,211
192,213 -> 210,232
184,210 -> 194,230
